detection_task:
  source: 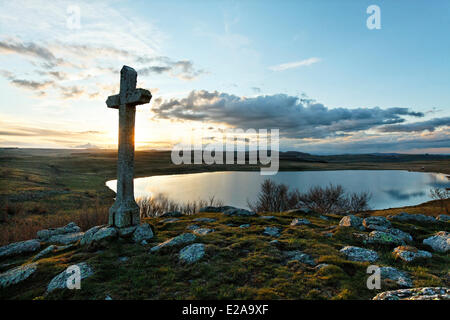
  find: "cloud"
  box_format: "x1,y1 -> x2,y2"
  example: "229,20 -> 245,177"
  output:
379,117 -> 450,133
152,90 -> 424,139
10,79 -> 54,90
0,39 -> 61,66
74,143 -> 100,149
138,58 -> 206,80
269,57 -> 321,71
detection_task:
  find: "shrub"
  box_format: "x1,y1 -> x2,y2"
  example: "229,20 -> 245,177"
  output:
429,187 -> 449,214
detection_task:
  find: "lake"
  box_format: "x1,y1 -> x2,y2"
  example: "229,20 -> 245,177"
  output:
106,170 -> 450,210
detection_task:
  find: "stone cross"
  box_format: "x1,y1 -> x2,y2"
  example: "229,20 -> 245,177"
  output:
106,66 -> 152,228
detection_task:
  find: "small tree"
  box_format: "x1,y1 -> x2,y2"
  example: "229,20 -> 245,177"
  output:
430,187 -> 449,214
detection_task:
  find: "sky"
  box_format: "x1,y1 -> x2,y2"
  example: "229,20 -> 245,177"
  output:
0,0 -> 449,154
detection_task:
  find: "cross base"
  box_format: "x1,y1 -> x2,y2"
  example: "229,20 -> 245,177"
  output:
109,200 -> 140,228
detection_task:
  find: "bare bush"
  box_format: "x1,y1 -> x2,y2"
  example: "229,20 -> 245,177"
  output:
248,179 -> 300,213
430,187 -> 449,214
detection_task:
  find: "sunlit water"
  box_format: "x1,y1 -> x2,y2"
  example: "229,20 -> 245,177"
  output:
106,170 -> 450,210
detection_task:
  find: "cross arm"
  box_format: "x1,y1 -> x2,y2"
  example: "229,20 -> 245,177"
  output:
106,88 -> 152,109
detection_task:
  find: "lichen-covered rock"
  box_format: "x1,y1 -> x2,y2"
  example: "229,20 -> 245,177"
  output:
117,226 -> 136,238
283,250 -> 316,266
239,224 -> 250,228
393,246 -> 432,262
223,208 -> 256,217
0,239 -> 41,259
179,243 -> 205,263
32,245 -> 57,261
263,226 -> 281,237
160,211 -> 182,218
193,218 -> 217,223
363,216 -> 391,231
47,262 -> 94,293
339,215 -> 364,230
340,246 -> 378,262
37,222 -> 81,241
385,228 -> 413,243
0,263 -> 38,288
260,216 -> 276,220
92,226 -> 118,243
80,226 -> 103,245
132,224 -> 154,243
365,230 -> 406,246
437,214 -> 450,222
379,266 -> 413,287
387,212 -> 436,223
192,228 -> 214,236
187,224 -> 200,230
47,232 -> 85,245
199,206 -> 236,213
373,287 -> 450,300
423,231 -> 450,253
290,218 -> 311,226
150,233 -> 197,252
161,218 -> 180,223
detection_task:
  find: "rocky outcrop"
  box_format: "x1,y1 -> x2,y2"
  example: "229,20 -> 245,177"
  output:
199,206 -> 236,213
290,218 -> 311,226
373,287 -> 450,300
37,222 -> 81,241
239,224 -> 250,228
193,218 -> 217,223
380,266 -> 412,287
362,216 -> 391,231
179,243 -> 205,263
339,215 -> 364,230
392,246 -> 432,262
47,232 -> 85,245
160,211 -> 182,218
223,208 -> 257,217
263,226 -> 281,237
0,263 -> 38,288
132,224 -> 154,243
0,239 -> 41,259
423,231 -> 449,253
437,214 -> 450,222
387,212 -> 436,223
340,246 -> 378,262
365,229 -> 412,246
150,233 -> 197,252
283,250 -> 316,266
32,245 -> 57,261
192,228 -> 214,236
47,262 -> 94,293
260,216 -> 276,220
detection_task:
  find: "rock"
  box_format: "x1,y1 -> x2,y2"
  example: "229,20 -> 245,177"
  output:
263,226 -> 281,237
161,218 -> 180,223
118,256 -> 129,263
105,295 -> 113,300
393,246 -> 432,262
0,263 -> 38,288
290,218 -> 311,226
150,233 -> 197,252
314,263 -> 330,270
223,208 -> 257,217
385,228 -> 413,243
437,214 -> 450,222
339,215 -> 364,230
0,239 -> 41,259
423,231 -> 450,253
193,228 -> 214,236
193,218 -> 217,223
239,224 -> 250,228
269,240 -> 279,245
92,226 -> 118,244
388,212 -> 436,223
80,226 -> 103,245
283,250 -> 316,266
179,243 -> 205,263
32,245 -> 57,261
373,287 -> 450,300
141,240 -> 148,245
363,216 -> 391,231
365,230 -> 406,246
117,226 -> 137,238
380,266 -> 413,287
47,232 -> 85,245
260,216 -> 276,220
187,224 -> 200,230
37,222 -> 81,241
47,262 -> 94,293
340,246 -> 378,262
199,206 -> 236,213
132,224 -> 154,243
160,211 -> 182,218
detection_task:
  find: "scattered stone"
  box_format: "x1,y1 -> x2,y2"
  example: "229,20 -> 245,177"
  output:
373,287 -> 450,300
283,251 -> 316,266
32,245 -> 56,261
269,240 -> 279,245
193,218 -> 217,223
423,231 -> 450,253
437,214 -> 450,222
239,224 -> 250,228
118,256 -> 129,263
380,266 -> 413,287
0,239 -> 41,259
80,226 -> 103,245
199,206 -> 236,213
105,295 -> 113,300
314,263 -> 330,270
117,226 -> 137,238
387,212 -> 436,223
223,208 -> 256,217
319,215 -> 330,221
263,226 -> 281,237
393,246 -> 432,262
141,240 -> 148,245
37,222 -> 81,241
161,218 -> 180,223
193,228 -> 214,236
363,216 -> 391,231
340,246 -> 378,262
132,224 -> 154,243
290,218 -> 311,226
47,262 -> 94,293
187,224 -> 200,230
92,226 -> 118,243
339,215 -> 364,230
150,233 -> 197,252
260,216 -> 276,220
179,243 -> 205,263
48,232 -> 85,245
365,230 -> 406,246
384,228 -> 413,243
160,211 -> 182,218
0,263 -> 38,288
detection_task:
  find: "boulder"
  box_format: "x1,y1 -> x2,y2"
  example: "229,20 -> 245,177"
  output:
161,218 -> 180,223
150,233 -> 197,252
187,224 -> 200,230
373,287 -> 450,300
314,263 -> 330,270
387,212 -> 436,223
365,230 -> 406,246
223,208 -> 256,217
384,228 -> 413,243
193,218 -> 217,223
92,226 -> 118,243
37,222 -> 81,241
379,266 -> 413,287
132,224 -> 154,243
117,226 -> 137,238
32,245 -> 57,261
340,246 -> 378,262
339,215 -> 364,230
179,243 -> 205,263
0,263 -> 38,288
290,218 -> 311,226
263,226 -> 281,237
47,262 -> 94,293
0,239 -> 41,259
80,226 -> 103,245
192,228 -> 214,236
160,211 -> 182,218
363,216 -> 391,231
392,246 -> 432,262
437,214 -> 450,222
199,206 -> 236,213
260,216 -> 276,220
47,232 -> 85,245
239,224 -> 250,228
423,231 -> 449,253
283,250 -> 316,266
